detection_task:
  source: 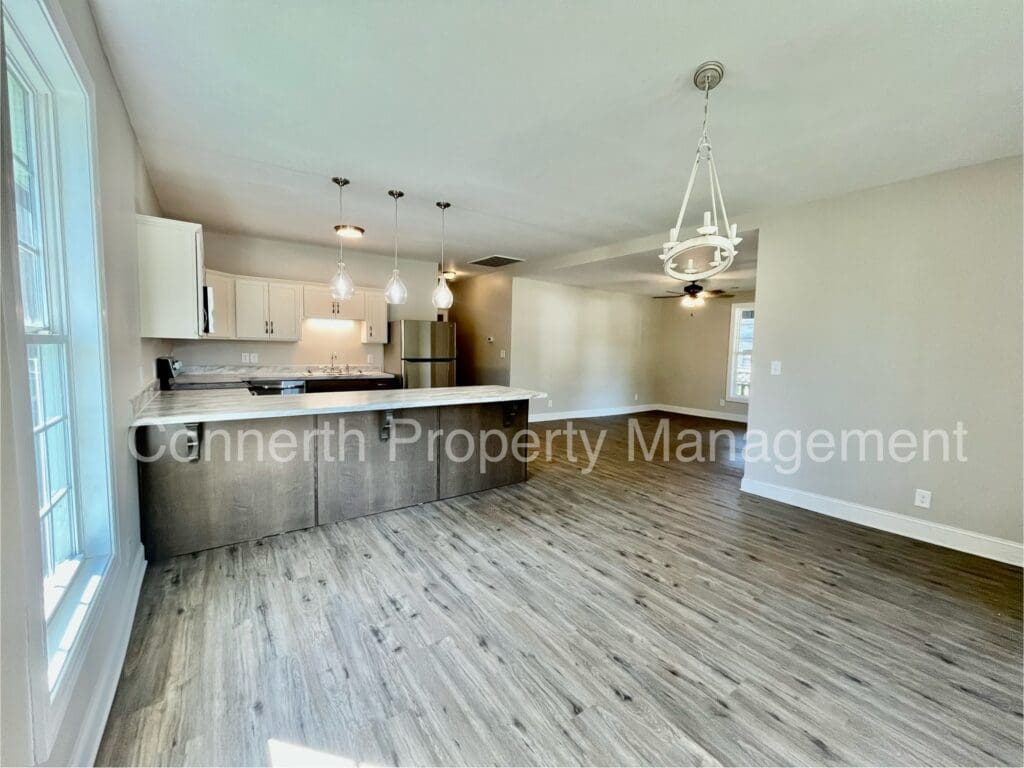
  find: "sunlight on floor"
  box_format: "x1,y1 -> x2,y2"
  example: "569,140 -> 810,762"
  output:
267,738 -> 377,767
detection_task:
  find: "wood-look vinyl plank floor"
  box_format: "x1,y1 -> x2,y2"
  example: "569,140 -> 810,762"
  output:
97,413 -> 1023,767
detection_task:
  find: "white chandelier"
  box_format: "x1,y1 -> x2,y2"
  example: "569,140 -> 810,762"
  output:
660,61 -> 742,283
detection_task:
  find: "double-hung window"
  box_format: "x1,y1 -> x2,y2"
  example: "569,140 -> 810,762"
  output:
727,303 -> 755,402
9,63 -> 81,619
5,0 -> 115,714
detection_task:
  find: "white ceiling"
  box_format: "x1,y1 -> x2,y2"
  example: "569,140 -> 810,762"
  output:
91,0 -> 1022,278
543,231 -> 759,296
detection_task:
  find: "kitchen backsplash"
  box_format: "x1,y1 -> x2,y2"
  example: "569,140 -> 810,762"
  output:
170,319 -> 384,368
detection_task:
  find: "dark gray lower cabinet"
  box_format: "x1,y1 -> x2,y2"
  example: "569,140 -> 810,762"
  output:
137,400 -> 530,559
439,400 -> 528,498
316,407 -> 439,523
137,416 -> 316,560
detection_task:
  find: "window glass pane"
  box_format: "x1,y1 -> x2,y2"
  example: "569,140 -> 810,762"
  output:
40,511 -> 53,579
33,431 -> 49,511
27,344 -> 43,429
44,420 -> 71,502
7,70 -> 33,163
19,245 -> 49,329
50,493 -> 75,566
27,343 -> 67,422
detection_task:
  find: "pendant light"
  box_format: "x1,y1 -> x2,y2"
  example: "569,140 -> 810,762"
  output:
431,201 -> 454,310
329,177 -> 357,300
383,190 -> 408,305
659,61 -> 742,283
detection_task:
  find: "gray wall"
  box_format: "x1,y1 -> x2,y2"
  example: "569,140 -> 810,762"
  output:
449,273 -> 513,385
654,291 -> 755,419
170,230 -> 438,367
744,156 -> 1022,543
509,278 -> 657,418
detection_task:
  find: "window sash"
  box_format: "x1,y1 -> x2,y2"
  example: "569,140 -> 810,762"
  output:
7,37 -> 83,609
726,303 -> 755,403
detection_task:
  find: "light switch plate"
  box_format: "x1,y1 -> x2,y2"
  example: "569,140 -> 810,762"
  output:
770,360 -> 782,375
250,352 -> 259,364
500,349 -> 506,359
914,489 -> 932,509
241,353 -> 250,363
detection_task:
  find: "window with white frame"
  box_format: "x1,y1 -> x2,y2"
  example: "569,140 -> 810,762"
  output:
5,0 -> 115,700
727,303 -> 755,402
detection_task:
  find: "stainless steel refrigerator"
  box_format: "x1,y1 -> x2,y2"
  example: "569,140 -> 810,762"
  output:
383,320 -> 456,388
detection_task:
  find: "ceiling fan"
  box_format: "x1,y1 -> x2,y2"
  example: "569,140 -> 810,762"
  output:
654,280 -> 734,306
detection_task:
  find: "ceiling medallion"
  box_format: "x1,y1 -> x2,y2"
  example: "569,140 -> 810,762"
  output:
660,60 -> 742,283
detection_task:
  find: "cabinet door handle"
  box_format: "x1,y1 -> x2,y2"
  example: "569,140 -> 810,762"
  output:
264,320 -> 269,334
270,320 -> 274,334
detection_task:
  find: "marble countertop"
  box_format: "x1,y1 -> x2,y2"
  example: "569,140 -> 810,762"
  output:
172,364 -> 395,386
132,385 -> 547,426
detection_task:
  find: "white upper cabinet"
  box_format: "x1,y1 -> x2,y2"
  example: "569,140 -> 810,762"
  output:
303,285 -> 366,320
303,285 -> 335,320
204,270 -> 236,339
235,278 -> 302,341
362,290 -> 388,343
137,215 -> 205,339
268,283 -> 301,340
235,278 -> 269,339
336,289 -> 365,321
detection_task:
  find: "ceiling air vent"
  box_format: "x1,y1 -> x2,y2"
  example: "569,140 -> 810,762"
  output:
468,254 -> 524,268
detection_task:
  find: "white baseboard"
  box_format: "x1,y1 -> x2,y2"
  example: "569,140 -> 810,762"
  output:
649,404 -> 748,423
529,404 -> 651,422
70,543 -> 147,767
740,478 -> 1023,566
529,403 -> 747,424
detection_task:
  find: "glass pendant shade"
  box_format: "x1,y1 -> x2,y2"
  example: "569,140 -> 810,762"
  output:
431,275 -> 454,310
432,201 -> 454,310
330,261 -> 355,300
384,269 -> 408,305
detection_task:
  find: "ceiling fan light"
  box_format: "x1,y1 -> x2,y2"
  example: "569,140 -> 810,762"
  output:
335,224 -> 365,239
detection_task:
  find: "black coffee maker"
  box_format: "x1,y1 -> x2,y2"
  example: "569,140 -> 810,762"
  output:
155,356 -> 182,391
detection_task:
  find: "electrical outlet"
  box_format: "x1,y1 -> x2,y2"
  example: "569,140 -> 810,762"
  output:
500,349 -> 506,359
241,353 -> 250,363
770,360 -> 782,375
634,393 -> 639,401
250,352 -> 259,364
367,353 -> 374,365
547,399 -> 553,408
719,399 -> 726,406
914,489 -> 932,509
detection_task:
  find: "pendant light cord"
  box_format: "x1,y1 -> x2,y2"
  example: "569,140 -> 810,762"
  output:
440,206 -> 446,273
393,195 -> 399,269
337,184 -> 344,265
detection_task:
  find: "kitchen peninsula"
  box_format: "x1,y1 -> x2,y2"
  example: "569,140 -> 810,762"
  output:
132,385 -> 544,559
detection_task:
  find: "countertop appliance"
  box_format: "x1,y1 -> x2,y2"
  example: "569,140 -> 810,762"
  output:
383,320 -> 456,388
156,356 -> 183,390
247,379 -> 306,396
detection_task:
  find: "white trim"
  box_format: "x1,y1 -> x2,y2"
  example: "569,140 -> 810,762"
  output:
740,477 -> 1024,566
650,403 -> 748,423
66,544 -> 146,768
529,404 -> 651,422
529,403 -> 747,423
